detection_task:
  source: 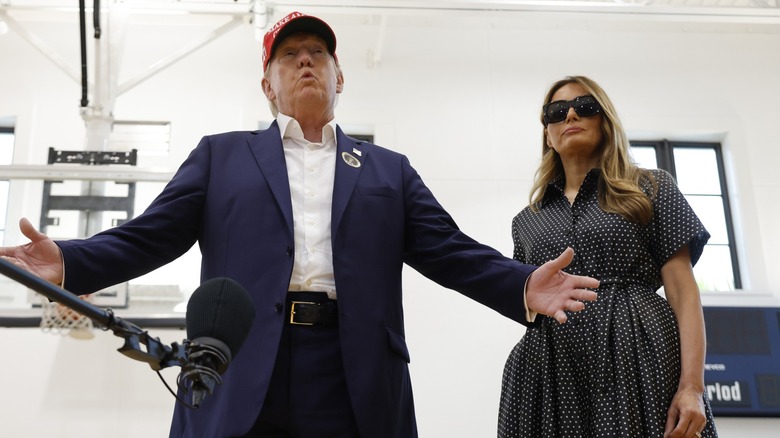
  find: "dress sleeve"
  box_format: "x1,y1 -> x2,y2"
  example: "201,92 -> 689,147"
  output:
646,169 -> 711,267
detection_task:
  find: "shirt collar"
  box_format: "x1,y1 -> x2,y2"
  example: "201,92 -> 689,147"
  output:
277,113 -> 338,147
544,168 -> 601,205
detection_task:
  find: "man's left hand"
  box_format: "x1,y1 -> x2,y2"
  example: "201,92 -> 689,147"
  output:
525,247 -> 599,324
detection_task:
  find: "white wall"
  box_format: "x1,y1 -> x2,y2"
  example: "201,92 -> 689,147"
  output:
1,6 -> 779,437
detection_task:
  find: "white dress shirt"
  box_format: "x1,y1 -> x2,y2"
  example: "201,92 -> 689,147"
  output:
276,114 -> 338,299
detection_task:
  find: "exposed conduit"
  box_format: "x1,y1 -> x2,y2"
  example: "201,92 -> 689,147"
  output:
79,0 -> 88,107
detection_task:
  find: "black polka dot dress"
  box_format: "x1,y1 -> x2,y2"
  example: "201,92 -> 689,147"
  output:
498,168 -> 718,437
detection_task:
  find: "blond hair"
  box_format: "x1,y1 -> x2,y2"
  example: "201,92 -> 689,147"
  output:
530,76 -> 655,224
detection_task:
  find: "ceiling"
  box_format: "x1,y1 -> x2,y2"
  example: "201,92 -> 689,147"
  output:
0,0 -> 776,136
2,0 -> 777,78
1,0 -> 779,23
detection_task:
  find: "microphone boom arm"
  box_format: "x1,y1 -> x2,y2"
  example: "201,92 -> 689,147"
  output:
0,257 -> 186,371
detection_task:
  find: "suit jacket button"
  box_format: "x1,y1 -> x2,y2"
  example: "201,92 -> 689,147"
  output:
274,303 -> 283,312
286,246 -> 292,256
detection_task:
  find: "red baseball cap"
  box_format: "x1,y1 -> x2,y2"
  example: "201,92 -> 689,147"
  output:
262,12 -> 338,71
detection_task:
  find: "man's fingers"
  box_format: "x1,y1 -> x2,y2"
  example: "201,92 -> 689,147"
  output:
568,300 -> 586,312
19,217 -> 46,243
537,247 -> 575,275
0,255 -> 21,265
571,274 -> 600,290
553,309 -> 568,324
578,288 -> 599,302
19,217 -> 36,238
529,248 -> 601,324
549,247 -> 575,271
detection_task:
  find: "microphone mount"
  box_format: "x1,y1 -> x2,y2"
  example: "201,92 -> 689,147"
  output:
0,257 -> 186,371
0,258 -> 250,409
177,338 -> 230,407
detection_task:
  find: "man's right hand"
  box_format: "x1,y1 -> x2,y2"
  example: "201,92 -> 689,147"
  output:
0,217 -> 64,285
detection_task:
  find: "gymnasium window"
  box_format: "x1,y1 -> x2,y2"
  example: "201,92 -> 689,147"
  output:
110,120 -> 171,156
630,140 -> 739,291
0,127 -> 13,244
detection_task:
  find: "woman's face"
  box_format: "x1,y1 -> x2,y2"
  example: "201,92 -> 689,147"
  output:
544,82 -> 604,165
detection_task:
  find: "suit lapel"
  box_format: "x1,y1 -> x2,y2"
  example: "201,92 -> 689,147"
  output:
332,127 -> 365,236
248,121 -> 294,236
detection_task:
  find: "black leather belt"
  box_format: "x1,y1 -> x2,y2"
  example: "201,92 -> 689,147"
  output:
286,292 -> 338,326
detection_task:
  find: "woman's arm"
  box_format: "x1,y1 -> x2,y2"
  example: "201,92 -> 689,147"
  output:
661,244 -> 708,438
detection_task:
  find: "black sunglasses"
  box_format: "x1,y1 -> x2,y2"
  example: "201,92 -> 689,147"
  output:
543,95 -> 602,125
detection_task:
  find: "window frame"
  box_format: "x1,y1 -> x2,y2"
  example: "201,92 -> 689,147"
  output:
630,139 -> 741,290
0,126 -> 14,245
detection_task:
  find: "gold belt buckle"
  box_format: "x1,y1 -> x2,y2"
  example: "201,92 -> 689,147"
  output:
290,301 -> 315,325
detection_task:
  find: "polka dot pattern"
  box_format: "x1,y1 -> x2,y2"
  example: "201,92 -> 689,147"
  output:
498,168 -> 718,437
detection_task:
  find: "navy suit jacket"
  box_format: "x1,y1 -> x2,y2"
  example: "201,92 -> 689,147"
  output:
58,122 -> 536,437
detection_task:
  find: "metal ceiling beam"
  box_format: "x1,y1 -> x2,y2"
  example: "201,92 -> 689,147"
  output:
116,16 -> 244,96
3,0 -> 780,19
0,10 -> 81,83
750,0 -> 779,7
368,14 -> 388,70
261,0 -> 780,18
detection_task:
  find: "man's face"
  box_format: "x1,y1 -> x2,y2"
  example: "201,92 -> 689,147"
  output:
262,33 -> 344,118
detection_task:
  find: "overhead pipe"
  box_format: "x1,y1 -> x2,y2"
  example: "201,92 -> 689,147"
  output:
93,0 -> 101,38
78,0 -> 88,107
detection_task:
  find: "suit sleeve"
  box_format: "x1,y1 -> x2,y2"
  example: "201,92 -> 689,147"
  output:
57,136 -> 213,294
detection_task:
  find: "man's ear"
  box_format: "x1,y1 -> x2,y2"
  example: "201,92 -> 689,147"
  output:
335,69 -> 344,94
261,77 -> 275,101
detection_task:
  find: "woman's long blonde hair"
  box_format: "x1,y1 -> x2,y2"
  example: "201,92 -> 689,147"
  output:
529,76 -> 655,224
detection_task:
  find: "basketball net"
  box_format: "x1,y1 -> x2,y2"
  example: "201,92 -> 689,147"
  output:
38,294 -> 95,340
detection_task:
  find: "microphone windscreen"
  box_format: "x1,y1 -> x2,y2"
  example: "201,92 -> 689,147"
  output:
186,277 -> 255,357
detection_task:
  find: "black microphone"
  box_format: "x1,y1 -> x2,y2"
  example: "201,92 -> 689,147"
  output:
178,277 -> 255,408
